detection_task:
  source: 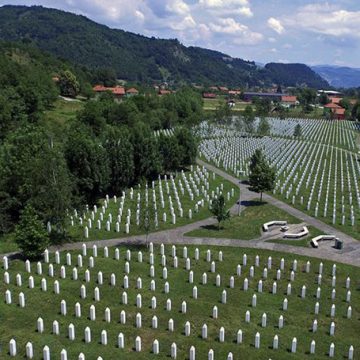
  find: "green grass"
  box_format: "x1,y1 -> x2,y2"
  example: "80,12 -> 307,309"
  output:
267,226 -> 324,248
203,98 -> 253,112
1,245 -> 359,359
0,234 -> 19,255
185,201 -> 302,240
43,99 -> 84,126
67,169 -> 239,242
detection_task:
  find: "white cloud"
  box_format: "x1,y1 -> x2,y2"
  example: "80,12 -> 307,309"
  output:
209,18 -> 247,34
135,10 -> 145,21
166,0 -> 190,15
208,18 -> 263,45
284,3 -> 360,38
199,0 -> 249,8
267,17 -> 284,34
170,15 -> 197,31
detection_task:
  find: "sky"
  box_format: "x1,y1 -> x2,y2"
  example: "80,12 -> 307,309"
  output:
1,0 -> 359,67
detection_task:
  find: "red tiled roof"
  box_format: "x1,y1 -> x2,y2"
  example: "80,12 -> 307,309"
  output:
330,97 -> 342,104
335,108 -> 346,115
219,87 -> 229,92
281,96 -> 297,103
159,89 -> 172,95
203,93 -> 217,98
126,88 -> 139,94
93,85 -> 125,95
228,90 -> 241,95
324,103 -> 341,109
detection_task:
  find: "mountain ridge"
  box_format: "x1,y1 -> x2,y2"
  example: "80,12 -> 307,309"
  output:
311,65 -> 360,89
0,5 -> 329,89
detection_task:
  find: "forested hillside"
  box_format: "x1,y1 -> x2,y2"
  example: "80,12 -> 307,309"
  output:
0,5 -> 328,88
265,63 -> 329,89
0,40 -> 203,246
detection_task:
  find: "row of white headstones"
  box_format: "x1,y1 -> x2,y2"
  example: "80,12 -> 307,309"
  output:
65,165 -> 235,238
200,131 -> 360,225
198,118 -> 359,151
2,243 -> 356,359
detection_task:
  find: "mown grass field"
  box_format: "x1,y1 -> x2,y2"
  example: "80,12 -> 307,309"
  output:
186,201 -> 322,246
1,245 -> 359,359
67,169 -> 239,242
203,98 -> 253,112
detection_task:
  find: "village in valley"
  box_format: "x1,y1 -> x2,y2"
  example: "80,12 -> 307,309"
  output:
1,2 -> 360,360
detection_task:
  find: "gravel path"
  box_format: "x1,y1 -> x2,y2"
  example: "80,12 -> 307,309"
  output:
2,160 -> 360,267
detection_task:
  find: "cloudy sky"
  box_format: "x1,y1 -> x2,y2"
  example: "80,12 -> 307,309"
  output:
1,0 -> 359,67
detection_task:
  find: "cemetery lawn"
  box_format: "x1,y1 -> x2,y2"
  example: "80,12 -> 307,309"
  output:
185,201 -> 303,240
1,245 -> 359,359
67,170 -> 239,243
266,225 -> 324,248
0,234 -> 18,254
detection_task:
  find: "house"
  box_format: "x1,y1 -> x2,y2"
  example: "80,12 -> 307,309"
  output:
318,90 -> 344,97
323,103 -> 346,120
126,88 -> 139,96
228,90 -> 241,96
330,97 -> 343,104
281,95 -> 298,108
203,93 -> 217,99
93,85 -> 126,99
218,86 -> 229,93
158,89 -> 172,96
243,92 -> 285,102
334,108 -> 346,120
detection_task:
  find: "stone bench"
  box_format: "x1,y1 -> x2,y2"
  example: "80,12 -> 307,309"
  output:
311,235 -> 336,248
263,221 -> 287,232
284,226 -> 309,239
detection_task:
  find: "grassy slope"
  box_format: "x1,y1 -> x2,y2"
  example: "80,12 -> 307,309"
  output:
0,245 -> 359,359
67,171 -> 239,242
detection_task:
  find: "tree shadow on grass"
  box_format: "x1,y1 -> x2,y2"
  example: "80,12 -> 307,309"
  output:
241,200 -> 267,208
198,224 -> 224,231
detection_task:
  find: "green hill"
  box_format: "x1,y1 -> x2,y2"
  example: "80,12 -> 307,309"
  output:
0,5 -> 328,88
265,63 -> 329,88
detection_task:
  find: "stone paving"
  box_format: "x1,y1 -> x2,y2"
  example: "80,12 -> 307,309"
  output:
2,160 -> 360,267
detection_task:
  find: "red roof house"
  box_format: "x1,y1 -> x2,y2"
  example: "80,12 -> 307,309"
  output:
203,93 -> 217,99
93,85 -> 125,97
126,88 -> 139,96
159,89 -> 172,96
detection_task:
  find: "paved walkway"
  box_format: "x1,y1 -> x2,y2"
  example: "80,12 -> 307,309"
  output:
3,160 -> 360,267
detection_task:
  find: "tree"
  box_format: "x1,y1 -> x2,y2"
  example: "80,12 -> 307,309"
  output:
351,101 -> 360,121
249,150 -> 276,201
299,88 -> 316,113
243,105 -> 255,133
15,204 -> 49,259
257,117 -> 271,136
293,124 -> 302,137
139,189 -> 157,247
254,97 -> 271,116
215,100 -> 232,125
104,127 -> 134,195
174,127 -> 198,166
59,70 -> 80,98
158,134 -> 181,172
319,93 -> 329,105
210,194 -> 230,230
